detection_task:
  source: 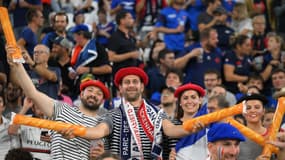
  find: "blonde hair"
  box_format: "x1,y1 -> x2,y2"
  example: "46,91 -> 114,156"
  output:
233,3 -> 249,20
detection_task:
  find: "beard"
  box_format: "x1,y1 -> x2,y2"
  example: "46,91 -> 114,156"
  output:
81,96 -> 101,111
123,90 -> 141,102
162,102 -> 174,107
206,42 -> 216,51
7,93 -> 19,103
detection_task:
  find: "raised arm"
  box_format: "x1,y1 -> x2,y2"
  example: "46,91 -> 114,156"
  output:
108,50 -> 140,62
6,45 -> 54,117
174,48 -> 203,69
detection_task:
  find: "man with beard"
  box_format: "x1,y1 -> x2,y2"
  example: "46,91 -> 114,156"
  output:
3,82 -> 23,119
6,44 -> 110,159
48,36 -> 74,96
61,67 -> 195,159
41,12 -> 74,50
107,10 -> 141,75
175,27 -> 223,87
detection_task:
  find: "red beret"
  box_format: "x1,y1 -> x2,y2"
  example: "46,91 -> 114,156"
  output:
114,67 -> 149,87
80,80 -> 110,99
174,83 -> 205,98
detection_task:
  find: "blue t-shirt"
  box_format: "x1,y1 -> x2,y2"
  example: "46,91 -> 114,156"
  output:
223,51 -> 252,93
97,22 -> 116,46
178,43 -> 223,87
186,0 -> 205,31
20,27 -> 37,56
41,32 -> 74,49
146,66 -> 166,96
156,7 -> 190,52
28,66 -> 61,99
222,0 -> 236,13
111,0 -> 136,18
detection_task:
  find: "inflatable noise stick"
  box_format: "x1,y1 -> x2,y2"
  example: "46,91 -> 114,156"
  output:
0,7 -> 25,63
262,97 -> 285,156
11,113 -> 86,136
183,102 -> 245,131
227,118 -> 279,154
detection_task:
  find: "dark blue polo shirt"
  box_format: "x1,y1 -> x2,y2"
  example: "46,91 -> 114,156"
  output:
178,43 -> 223,87
223,51 -> 252,93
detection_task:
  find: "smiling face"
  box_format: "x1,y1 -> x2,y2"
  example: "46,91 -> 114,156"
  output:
180,90 -> 202,116
243,100 -> 265,124
119,75 -> 144,103
80,86 -> 104,111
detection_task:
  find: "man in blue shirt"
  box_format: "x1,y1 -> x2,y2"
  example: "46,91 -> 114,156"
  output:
175,28 -> 223,87
150,0 -> 190,55
9,0 -> 42,39
23,44 -> 61,99
17,9 -> 44,57
41,12 -> 73,50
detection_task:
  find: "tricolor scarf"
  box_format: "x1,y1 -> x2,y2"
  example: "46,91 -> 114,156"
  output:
175,105 -> 209,160
119,98 -> 163,159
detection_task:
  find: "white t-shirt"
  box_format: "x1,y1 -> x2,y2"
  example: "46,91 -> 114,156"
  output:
0,116 -> 20,159
19,124 -> 51,160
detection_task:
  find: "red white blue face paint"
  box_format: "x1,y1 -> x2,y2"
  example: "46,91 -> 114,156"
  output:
217,146 -> 224,160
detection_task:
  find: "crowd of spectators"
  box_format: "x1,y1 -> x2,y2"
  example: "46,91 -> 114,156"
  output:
1,0 -> 285,159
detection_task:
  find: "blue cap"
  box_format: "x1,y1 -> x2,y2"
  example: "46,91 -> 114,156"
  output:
71,24 -> 89,33
207,123 -> 245,142
150,92 -> 161,105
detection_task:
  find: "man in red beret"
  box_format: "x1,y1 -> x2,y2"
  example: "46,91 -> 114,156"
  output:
6,44 -> 110,159
61,67 -> 200,159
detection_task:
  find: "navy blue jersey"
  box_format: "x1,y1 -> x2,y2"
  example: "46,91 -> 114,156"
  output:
178,43 -> 223,87
223,51 -> 252,93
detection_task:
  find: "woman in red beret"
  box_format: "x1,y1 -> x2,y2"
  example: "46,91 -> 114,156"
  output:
166,83 -> 208,160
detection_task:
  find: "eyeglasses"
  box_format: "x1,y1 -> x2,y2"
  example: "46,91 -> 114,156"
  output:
33,50 -> 48,54
204,78 -> 218,82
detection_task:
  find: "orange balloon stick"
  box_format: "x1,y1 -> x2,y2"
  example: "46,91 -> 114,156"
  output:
183,103 -> 244,131
0,7 -> 24,63
12,114 -> 86,137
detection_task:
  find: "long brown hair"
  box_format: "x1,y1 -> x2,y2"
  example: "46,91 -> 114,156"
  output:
176,90 -> 202,120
